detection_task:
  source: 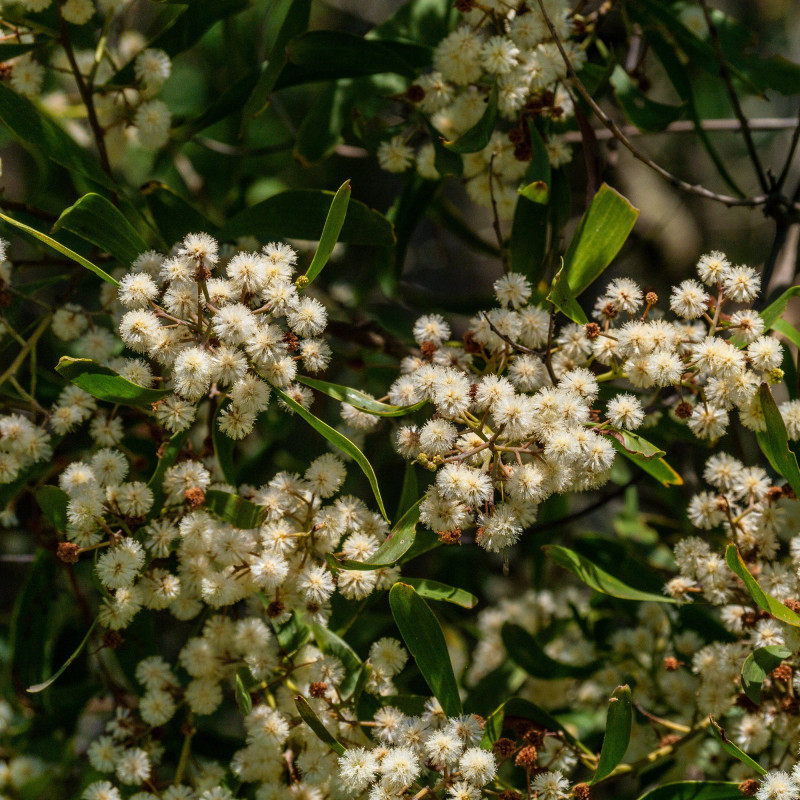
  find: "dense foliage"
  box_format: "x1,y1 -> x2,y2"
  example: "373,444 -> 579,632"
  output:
2,2 -> 800,800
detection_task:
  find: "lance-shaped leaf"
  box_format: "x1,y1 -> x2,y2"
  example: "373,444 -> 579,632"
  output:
761,286 -> 800,331
502,623 -> 595,679
56,357 -> 171,406
146,428 -> 190,518
636,782 -> 750,800
328,498 -> 422,570
222,189 -> 395,246
405,578 -> 477,609
53,193 -> 148,266
610,66 -> 684,131
544,545 -> 677,603
741,645 -> 791,704
297,375 -> 425,416
519,180 -> 549,204
35,486 -> 69,533
591,685 -> 632,784
389,583 -> 462,717
235,671 -> 253,716
205,489 -> 267,530
309,623 -> 362,699
757,383 -> 800,497
547,184 -> 638,324
0,213 -> 119,287
274,387 -> 387,519
27,618 -> 99,693
294,695 -> 346,756
709,717 -> 766,776
607,430 -> 683,487
301,180 -> 351,289
725,544 -> 800,627
443,85 -> 498,153
142,182 -> 218,246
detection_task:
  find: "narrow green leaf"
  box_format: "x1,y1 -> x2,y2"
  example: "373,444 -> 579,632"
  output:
294,695 -> 346,756
242,0 -> 311,120
0,83 -> 114,188
773,318 -> 800,351
396,463 -> 419,520
510,191 -> 548,282
741,645 -> 791,704
294,81 -> 352,165
235,671 -> 253,715
519,180 -> 549,205
328,498 -> 422,570
53,193 -> 148,265
222,189 -> 395,246
142,182 -> 218,246
502,623 -> 595,679
205,489 -> 267,529
544,545 -> 677,603
608,432 -> 683,487
309,622 -> 362,699
274,387 -> 387,519
757,383 -> 800,496
389,582 -> 462,717
55,357 -> 170,406
762,286 -> 800,332
297,375 -> 425,416
725,544 -> 800,627
547,184 -> 638,323
427,121 -> 463,177
303,180 -> 351,288
709,717 -> 767,776
443,85 -> 498,153
610,65 -> 684,131
636,781 -> 749,800
591,685 -> 632,784
35,486 -> 69,532
405,578 -> 477,609
0,213 -> 119,287
146,428 -> 190,518
27,618 -> 98,693
277,30 -> 419,87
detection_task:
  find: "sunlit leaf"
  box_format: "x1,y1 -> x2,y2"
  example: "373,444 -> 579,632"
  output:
302,180 -> 351,289
636,782 -> 750,800
591,685 -> 632,784
27,618 -> 99,693
297,375 -> 425,416
294,695 -> 346,756
404,578 -> 477,609
709,717 -> 766,776
55,357 -> 170,406
205,489 -> 267,529
442,85 -> 498,153
741,645 -> 791,704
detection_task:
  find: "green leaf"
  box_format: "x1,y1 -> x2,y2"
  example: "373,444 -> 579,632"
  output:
502,623 -> 595,679
757,383 -> 800,496
303,180 -> 351,289
328,498 -> 422,570
294,81 -> 352,165
510,190 -> 549,282
741,645 -> 791,704
222,189 -> 395,246
725,544 -> 800,627
294,695 -> 346,756
636,782 -> 750,800
235,671 -> 253,716
277,31 -> 419,87
309,622 -> 362,699
274,387 -> 387,519
205,489 -> 267,529
389,582 -> 462,717
591,685 -> 632,784
55,357 -> 170,406
27,618 -> 99,693
404,578 -> 477,609
35,486 -> 69,532
608,431 -> 683,487
368,0 -> 455,47
53,193 -> 148,266
142,182 -> 218,247
443,85 -> 498,153
146,428 -> 190,518
773,318 -> 800,351
0,83 -> 114,188
547,184 -> 638,323
396,463 -> 419,520
709,717 -> 767,776
0,213 -> 119,287
544,545 -> 677,603
297,375 -> 425,416
761,286 -> 800,331
242,0 -> 311,120
427,121 -> 463,177
519,180 -> 549,205
610,65 -> 684,132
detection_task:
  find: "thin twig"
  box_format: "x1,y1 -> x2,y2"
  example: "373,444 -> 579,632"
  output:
776,108 -> 800,192
698,0 -> 768,192
533,0 -> 777,209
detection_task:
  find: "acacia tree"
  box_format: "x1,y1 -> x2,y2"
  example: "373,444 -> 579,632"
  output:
2,2 -> 800,800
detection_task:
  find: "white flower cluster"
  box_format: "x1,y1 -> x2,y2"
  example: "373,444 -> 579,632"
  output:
0,413 -> 51,484
114,233 -> 329,440
756,761 -> 800,800
378,0 -> 579,218
4,10 -> 175,155
338,708 -> 497,799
